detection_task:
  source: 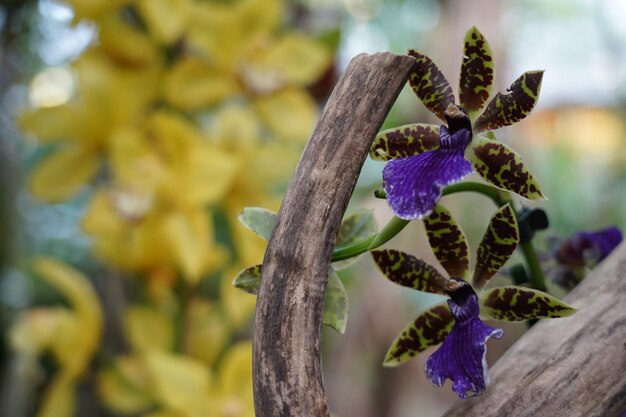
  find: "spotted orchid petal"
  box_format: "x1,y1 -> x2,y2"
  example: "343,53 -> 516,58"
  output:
459,26 -> 495,119
466,135 -> 545,201
408,50 -> 455,122
383,302 -> 453,367
370,123 -> 440,161
425,282 -> 503,399
472,70 -> 544,133
423,204 -> 471,280
383,126 -> 473,220
472,204 -> 519,289
479,286 -> 576,321
371,249 -> 447,295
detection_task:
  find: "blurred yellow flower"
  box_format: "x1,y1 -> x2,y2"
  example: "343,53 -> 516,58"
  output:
11,258 -> 102,417
98,343 -> 255,417
18,0 -> 334,416
83,190 -> 228,282
20,49 -> 160,202
209,342 -> 255,417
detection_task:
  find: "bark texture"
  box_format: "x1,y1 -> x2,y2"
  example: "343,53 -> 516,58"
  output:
444,243 -> 626,417
253,52 -> 416,417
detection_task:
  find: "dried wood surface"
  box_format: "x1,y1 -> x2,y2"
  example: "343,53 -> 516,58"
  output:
253,52 -> 416,417
444,243 -> 626,417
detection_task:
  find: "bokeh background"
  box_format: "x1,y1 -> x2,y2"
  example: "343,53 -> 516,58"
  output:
1,0 -> 625,416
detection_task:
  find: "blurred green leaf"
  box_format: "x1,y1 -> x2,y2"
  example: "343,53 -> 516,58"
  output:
232,265 -> 349,333
322,270 -> 348,334
238,207 -> 277,241
333,209 -> 377,270
232,265 -> 262,295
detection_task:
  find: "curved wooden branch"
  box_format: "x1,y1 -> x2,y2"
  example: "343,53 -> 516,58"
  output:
253,52 -> 415,417
444,243 -> 626,417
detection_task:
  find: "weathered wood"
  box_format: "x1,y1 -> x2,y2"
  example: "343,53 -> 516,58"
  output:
444,243 -> 626,417
253,52 -> 416,417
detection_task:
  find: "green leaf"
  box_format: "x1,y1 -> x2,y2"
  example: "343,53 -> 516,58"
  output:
383,302 -> 453,367
232,265 -> 349,333
472,204 -> 519,289
333,209 -> 378,270
232,264 -> 262,294
238,207 -> 277,241
336,209 -> 377,246
408,50 -> 455,122
466,136 -> 545,201
371,249 -> 447,295
479,286 -> 576,321
472,70 -> 544,133
322,270 -> 349,334
369,123 -> 440,161
423,204 -> 470,280
459,26 -> 495,119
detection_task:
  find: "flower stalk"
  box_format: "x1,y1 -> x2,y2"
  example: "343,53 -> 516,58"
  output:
333,181 -> 548,292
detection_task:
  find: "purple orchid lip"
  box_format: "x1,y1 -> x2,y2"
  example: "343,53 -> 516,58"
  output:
383,123 -> 473,220
425,280 -> 503,399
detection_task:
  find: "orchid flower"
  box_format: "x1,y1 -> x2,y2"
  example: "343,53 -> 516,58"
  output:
372,204 -> 575,398
547,226 -> 623,289
370,27 -> 545,219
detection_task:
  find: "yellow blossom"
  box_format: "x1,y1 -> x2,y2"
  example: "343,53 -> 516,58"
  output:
20,49 -> 160,202
11,258 -> 102,417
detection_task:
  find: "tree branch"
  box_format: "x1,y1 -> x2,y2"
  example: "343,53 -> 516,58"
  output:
253,52 -> 416,417
444,243 -> 626,417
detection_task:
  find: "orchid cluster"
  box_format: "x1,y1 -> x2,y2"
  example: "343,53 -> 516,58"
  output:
367,27 -> 581,398
231,26 -> 623,401
368,27 -> 623,399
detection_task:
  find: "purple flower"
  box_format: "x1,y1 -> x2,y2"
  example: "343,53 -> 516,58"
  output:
556,226 -> 622,267
383,106 -> 474,219
371,27 -> 545,220
374,204 -> 576,398
549,226 -> 623,289
425,280 -> 503,399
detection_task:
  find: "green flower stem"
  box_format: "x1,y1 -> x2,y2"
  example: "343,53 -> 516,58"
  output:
331,216 -> 409,262
375,181 -> 506,206
334,182 -> 502,263
441,181 -> 507,207
337,181 -> 548,292
519,241 -> 546,292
